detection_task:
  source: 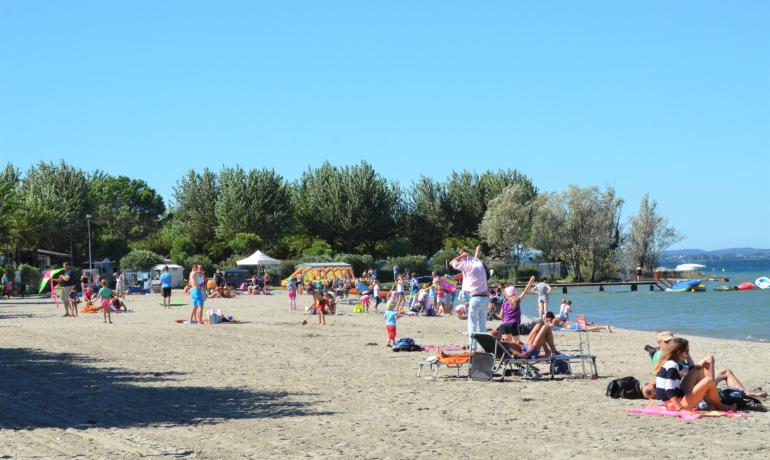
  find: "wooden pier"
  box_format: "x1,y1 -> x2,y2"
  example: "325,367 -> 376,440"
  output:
511,280 -> 667,293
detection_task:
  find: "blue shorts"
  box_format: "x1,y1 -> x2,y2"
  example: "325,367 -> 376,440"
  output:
523,343 -> 539,359
191,288 -> 204,307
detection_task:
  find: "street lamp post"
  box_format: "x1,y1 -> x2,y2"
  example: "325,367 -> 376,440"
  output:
86,214 -> 93,277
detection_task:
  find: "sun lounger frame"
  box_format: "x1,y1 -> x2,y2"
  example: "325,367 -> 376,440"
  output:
470,333 -> 598,381
416,358 -> 467,380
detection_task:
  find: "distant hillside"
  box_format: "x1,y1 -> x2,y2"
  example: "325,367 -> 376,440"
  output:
662,248 -> 770,258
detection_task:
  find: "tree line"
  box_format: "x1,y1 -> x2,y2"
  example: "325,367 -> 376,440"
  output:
0,160 -> 681,282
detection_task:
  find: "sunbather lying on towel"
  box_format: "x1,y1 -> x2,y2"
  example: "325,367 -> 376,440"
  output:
496,322 -> 560,358
546,312 -> 612,333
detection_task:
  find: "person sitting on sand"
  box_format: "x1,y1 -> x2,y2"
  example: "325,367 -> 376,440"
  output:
546,311 -> 612,333
654,337 -> 736,411
324,291 -> 337,315
111,296 -> 127,312
651,331 -> 766,399
495,321 -> 560,359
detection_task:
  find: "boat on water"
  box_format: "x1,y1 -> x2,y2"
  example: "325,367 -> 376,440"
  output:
674,263 -> 707,272
756,276 -> 770,290
668,279 -> 702,292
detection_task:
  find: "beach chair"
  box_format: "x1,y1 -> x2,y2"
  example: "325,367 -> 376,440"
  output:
471,332 -> 598,381
416,350 -> 470,379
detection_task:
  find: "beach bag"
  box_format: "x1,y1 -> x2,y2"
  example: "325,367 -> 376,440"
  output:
393,337 -> 421,352
352,303 -> 365,313
208,310 -> 221,324
606,376 -> 643,399
552,359 -> 571,375
719,387 -> 766,412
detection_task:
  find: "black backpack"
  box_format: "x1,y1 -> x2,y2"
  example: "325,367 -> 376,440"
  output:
606,376 -> 643,399
719,387 -> 766,412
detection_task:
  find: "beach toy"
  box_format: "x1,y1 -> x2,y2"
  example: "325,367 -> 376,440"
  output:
736,282 -> 755,291
642,380 -> 656,399
755,276 -> 770,290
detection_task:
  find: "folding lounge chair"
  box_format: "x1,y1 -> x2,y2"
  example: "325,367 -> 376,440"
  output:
471,332 -> 598,381
416,350 -> 470,379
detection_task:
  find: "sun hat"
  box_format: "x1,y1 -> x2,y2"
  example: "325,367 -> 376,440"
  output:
657,331 -> 675,342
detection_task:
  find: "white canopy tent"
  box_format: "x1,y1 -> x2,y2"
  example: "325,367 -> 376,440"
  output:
236,250 -> 281,267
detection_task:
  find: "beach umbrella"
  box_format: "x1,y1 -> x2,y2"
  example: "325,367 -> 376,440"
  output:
38,268 -> 64,293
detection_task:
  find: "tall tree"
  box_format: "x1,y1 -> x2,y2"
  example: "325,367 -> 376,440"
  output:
561,185 -> 623,281
90,174 -> 165,242
529,192 -> 569,277
404,176 -> 449,255
627,193 -> 683,272
294,161 -> 400,253
215,166 -> 248,239
172,168 -> 218,250
243,168 -> 293,245
18,161 -> 91,256
479,182 -> 538,279
0,163 -> 20,251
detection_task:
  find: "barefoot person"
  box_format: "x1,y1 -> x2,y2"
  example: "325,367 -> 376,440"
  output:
654,338 -> 736,411
189,265 -> 205,324
652,331 -> 766,399
94,279 -> 113,324
450,245 -> 489,350
498,321 -> 560,358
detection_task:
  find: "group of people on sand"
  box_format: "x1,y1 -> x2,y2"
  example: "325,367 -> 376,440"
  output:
650,330 -> 766,411
53,261 -> 128,323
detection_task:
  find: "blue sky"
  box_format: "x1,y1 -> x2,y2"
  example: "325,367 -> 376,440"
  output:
1,1 -> 768,250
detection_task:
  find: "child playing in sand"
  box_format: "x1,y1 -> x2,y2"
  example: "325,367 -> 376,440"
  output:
316,291 -> 327,325
288,277 -> 297,310
95,279 -> 113,324
360,287 -> 371,312
372,280 -> 382,312
384,305 -> 399,347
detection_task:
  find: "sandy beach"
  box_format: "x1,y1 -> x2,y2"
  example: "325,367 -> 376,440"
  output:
1,291 -> 769,459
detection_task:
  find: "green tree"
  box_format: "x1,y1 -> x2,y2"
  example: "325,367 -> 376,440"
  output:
303,239 -> 333,257
403,176 -> 449,255
295,161 -> 400,253
626,193 -> 683,273
479,182 -> 539,280
230,232 -> 263,255
560,185 -> 624,281
172,169 -> 218,249
89,174 -> 165,242
119,249 -> 165,271
529,192 -> 569,278
17,161 -> 91,255
0,163 -> 20,250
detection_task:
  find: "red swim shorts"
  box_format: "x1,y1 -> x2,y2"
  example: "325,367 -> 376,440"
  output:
386,325 -> 396,341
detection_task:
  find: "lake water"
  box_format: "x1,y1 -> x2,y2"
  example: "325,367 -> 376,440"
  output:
534,267 -> 770,342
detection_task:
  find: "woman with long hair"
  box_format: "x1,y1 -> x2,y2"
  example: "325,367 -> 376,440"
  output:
653,338 -> 735,411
